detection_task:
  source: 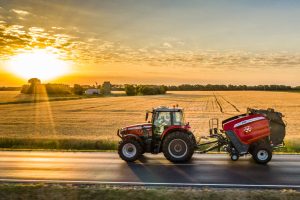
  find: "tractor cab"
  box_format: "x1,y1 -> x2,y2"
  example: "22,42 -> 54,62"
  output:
146,106 -> 185,136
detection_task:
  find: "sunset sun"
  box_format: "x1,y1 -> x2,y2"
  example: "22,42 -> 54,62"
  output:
6,49 -> 71,81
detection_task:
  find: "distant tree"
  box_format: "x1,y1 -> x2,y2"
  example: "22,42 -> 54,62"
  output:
45,84 -> 72,95
101,81 -> 111,95
73,84 -> 84,95
294,86 -> 300,90
20,85 -> 30,94
134,85 -> 166,95
125,85 -> 136,96
25,78 -> 42,94
111,84 -> 125,91
28,78 -> 41,85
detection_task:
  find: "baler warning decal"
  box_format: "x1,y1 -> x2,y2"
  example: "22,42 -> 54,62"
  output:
233,116 -> 265,128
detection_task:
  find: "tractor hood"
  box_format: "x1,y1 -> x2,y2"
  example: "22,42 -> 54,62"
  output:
118,123 -> 152,137
121,123 -> 152,131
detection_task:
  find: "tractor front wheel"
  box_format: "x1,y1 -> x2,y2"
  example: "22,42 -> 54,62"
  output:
162,131 -> 194,163
118,139 -> 142,162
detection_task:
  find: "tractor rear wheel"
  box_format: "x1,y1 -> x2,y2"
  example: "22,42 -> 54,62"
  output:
252,144 -> 272,164
162,131 -> 194,163
118,139 -> 142,162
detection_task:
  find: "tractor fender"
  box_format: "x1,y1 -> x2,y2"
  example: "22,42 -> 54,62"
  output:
160,127 -> 196,149
161,127 -> 193,138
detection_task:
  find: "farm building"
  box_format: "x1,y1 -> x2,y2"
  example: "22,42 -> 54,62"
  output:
85,89 -> 100,95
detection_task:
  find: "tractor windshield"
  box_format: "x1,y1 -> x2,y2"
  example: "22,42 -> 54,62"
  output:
154,112 -> 172,126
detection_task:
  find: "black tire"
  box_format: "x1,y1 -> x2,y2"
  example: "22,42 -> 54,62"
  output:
252,144 -> 272,164
162,131 -> 194,163
118,139 -> 142,162
189,133 -> 197,148
230,154 -> 239,161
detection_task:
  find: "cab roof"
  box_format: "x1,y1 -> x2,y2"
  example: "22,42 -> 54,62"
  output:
151,106 -> 183,112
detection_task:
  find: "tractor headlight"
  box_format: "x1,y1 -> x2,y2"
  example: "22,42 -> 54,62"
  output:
120,128 -> 126,134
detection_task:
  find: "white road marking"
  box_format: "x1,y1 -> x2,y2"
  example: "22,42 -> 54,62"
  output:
0,178 -> 299,189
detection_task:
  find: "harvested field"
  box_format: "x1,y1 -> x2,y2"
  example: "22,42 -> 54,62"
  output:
0,91 -> 299,143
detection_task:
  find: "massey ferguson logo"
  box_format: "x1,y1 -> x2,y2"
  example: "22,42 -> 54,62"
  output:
243,126 -> 252,134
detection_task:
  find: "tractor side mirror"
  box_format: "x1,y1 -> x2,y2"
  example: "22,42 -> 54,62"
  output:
145,112 -> 149,121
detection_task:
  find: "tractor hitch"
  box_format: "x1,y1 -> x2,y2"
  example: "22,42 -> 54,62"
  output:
195,131 -> 228,154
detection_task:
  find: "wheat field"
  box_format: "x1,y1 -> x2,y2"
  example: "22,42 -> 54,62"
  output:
0,91 -> 299,142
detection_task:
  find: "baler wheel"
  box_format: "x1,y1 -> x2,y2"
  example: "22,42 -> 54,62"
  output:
118,139 -> 142,162
162,131 -> 194,163
230,154 -> 239,161
252,145 -> 272,164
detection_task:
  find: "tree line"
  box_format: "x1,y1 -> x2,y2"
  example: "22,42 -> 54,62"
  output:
21,78 -> 73,95
20,79 -> 167,96
125,85 -> 167,96
165,84 -> 300,91
3,78 -> 300,96
20,78 -> 113,96
0,87 -> 21,91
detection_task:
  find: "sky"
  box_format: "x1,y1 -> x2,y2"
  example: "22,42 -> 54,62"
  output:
0,0 -> 300,86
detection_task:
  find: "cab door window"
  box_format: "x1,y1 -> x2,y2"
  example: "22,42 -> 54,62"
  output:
153,112 -> 171,135
173,111 -> 184,125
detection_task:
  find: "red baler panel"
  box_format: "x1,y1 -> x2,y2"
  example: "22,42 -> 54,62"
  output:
223,114 -> 270,144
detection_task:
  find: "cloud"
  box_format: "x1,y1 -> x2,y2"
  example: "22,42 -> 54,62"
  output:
2,21 -> 300,70
162,42 -> 172,48
0,6 -> 7,20
0,23 -> 77,60
1,9 -> 300,71
68,37 -> 300,69
11,9 -> 30,16
51,27 -> 64,30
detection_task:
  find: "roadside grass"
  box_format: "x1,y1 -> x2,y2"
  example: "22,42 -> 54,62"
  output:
0,137 -> 299,153
0,138 -> 118,151
0,183 -> 299,200
281,139 -> 300,153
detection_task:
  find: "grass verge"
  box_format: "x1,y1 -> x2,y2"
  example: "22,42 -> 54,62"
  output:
281,139 -> 300,153
0,183 -> 299,200
0,138 -> 118,151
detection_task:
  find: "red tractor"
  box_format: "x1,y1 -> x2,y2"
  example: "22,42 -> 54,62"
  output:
117,106 -> 285,164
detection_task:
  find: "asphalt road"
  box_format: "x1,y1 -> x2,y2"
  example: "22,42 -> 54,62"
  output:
0,151 -> 299,188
